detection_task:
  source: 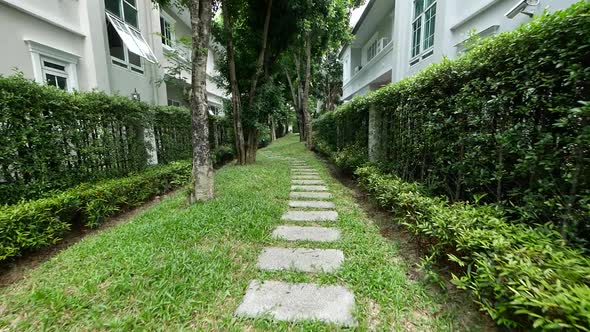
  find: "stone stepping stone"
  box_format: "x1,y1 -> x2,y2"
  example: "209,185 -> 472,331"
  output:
235,280 -> 356,327
272,225 -> 340,242
290,192 -> 332,200
291,185 -> 328,191
282,210 -> 338,222
289,200 -> 335,209
291,180 -> 325,185
256,247 -> 344,272
292,175 -> 321,180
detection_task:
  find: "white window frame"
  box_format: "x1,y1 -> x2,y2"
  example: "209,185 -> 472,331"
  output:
410,0 -> 437,64
106,12 -> 158,76
42,57 -> 70,90
167,99 -> 181,107
160,11 -> 176,50
25,40 -> 79,92
362,32 -> 378,65
106,0 -> 139,28
342,51 -> 350,82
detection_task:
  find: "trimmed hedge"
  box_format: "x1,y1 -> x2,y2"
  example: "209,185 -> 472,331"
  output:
0,74 -> 234,205
0,160 -> 191,262
355,165 -> 590,330
314,2 -> 590,246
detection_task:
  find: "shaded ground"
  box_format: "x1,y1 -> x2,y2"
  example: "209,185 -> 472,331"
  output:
0,135 -> 498,331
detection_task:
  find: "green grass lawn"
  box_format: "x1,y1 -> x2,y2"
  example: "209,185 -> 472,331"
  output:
0,134 -> 492,331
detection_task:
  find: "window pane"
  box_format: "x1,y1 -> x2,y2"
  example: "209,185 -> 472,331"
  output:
46,74 -> 67,90
128,28 -> 158,63
414,0 -> 424,17
56,76 -> 68,90
425,0 -> 436,8
105,0 -> 121,16
128,50 -> 142,67
107,21 -> 126,60
424,5 -> 436,50
124,0 -> 136,7
43,61 -> 66,71
160,17 -> 166,44
412,19 -> 422,57
123,2 -> 138,28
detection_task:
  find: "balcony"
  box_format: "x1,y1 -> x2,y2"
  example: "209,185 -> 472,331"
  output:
342,40 -> 393,101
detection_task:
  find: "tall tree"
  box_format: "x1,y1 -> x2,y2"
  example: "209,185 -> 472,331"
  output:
214,0 -> 295,163
282,0 -> 352,148
153,0 -> 215,202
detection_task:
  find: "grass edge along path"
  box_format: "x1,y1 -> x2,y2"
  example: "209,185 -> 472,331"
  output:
0,135 -> 492,331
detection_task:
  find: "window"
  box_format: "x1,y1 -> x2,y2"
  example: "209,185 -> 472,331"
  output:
366,39 -> 378,62
42,58 -> 68,90
106,0 -> 138,28
26,40 -> 79,91
167,99 -> 181,107
411,0 -> 436,62
160,14 -> 175,48
105,5 -> 158,74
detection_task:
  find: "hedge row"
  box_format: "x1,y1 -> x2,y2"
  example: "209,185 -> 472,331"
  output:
355,165 -> 590,330
0,74 -> 234,205
0,160 -> 191,262
314,2 -> 590,246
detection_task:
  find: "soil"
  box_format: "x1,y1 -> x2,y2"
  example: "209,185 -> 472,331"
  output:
0,190 -> 177,289
320,155 -> 502,331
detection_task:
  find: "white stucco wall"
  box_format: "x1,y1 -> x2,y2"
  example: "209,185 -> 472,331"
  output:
393,0 -> 579,83
0,3 -> 85,87
345,0 -> 580,99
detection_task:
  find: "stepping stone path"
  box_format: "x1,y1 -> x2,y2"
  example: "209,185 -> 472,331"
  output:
272,225 -> 341,242
236,157 -> 356,326
292,180 -> 325,185
290,192 -> 332,200
288,200 -> 335,209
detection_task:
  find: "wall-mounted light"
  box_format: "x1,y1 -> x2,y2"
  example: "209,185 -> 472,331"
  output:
131,88 -> 141,101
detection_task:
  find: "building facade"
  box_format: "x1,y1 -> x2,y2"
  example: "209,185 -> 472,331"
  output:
0,0 -> 227,112
341,0 -> 579,101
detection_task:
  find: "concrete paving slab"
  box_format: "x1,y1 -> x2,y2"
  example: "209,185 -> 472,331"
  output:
292,175 -> 321,180
272,225 -> 340,242
290,192 -> 332,200
235,280 -> 356,327
281,210 -> 338,222
256,247 -> 344,272
288,200 -> 335,209
291,180 -> 325,185
291,185 -> 328,191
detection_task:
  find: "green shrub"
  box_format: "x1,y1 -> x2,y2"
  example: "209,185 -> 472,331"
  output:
0,74 -> 235,205
313,2 -> 590,246
212,145 -> 235,166
333,143 -> 369,173
355,165 -> 590,330
0,161 -> 191,262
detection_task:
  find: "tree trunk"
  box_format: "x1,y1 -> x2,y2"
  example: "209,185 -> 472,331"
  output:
189,0 -> 214,203
301,32 -> 313,148
245,128 -> 259,163
269,115 -> 276,141
247,0 -> 273,106
222,0 -> 246,165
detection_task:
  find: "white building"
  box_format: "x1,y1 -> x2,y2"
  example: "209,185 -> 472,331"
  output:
0,0 -> 227,112
341,0 -> 578,101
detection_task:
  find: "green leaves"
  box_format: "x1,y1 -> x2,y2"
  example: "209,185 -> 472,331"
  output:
314,2 -> 590,247
0,75 -> 234,205
353,165 -> 590,330
0,160 -> 192,263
